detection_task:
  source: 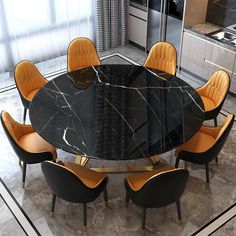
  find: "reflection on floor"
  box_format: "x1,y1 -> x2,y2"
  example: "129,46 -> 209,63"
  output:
0,46 -> 236,235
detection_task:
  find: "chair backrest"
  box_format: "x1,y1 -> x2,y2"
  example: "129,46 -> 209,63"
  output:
144,42 -> 177,75
14,60 -> 46,102
1,111 -> 23,146
41,161 -> 106,203
126,168 -> 189,208
1,111 -> 53,164
198,70 -> 230,107
179,114 -> 234,164
67,37 -> 101,72
207,113 -> 234,162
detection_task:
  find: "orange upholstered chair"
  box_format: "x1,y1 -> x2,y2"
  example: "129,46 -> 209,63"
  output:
175,114 -> 234,183
14,60 -> 48,124
144,42 -> 177,75
1,111 -> 57,188
196,70 -> 230,126
67,37 -> 101,72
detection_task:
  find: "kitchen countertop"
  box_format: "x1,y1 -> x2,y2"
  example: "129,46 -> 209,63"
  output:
184,23 -> 236,52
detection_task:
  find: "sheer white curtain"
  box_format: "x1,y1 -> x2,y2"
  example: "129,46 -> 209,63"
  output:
0,0 -> 95,75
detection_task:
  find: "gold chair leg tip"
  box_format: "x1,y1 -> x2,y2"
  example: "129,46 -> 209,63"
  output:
50,212 -> 54,217
124,203 -> 129,208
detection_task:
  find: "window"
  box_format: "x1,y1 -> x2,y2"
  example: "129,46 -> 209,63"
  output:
0,0 -> 95,73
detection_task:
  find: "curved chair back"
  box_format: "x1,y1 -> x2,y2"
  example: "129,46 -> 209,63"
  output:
203,114 -> 233,164
178,114 -> 234,165
200,70 -> 230,107
197,70 -> 230,122
1,111 -> 54,164
144,42 -> 177,75
212,113 -> 234,156
67,37 -> 101,72
41,161 -> 107,203
14,60 -> 47,108
125,168 -> 189,208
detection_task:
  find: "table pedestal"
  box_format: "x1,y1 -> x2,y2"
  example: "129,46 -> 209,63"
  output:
74,155 -> 161,173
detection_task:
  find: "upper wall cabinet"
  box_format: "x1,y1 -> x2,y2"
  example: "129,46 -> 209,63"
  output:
207,0 -> 236,27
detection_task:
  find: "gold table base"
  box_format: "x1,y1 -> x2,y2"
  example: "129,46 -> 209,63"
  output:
75,156 -> 90,166
75,155 -> 161,173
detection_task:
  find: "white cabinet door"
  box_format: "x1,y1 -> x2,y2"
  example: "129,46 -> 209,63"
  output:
231,60 -> 236,94
180,32 -> 206,77
128,14 -> 147,48
180,31 -> 236,94
203,42 -> 236,79
128,5 -> 147,20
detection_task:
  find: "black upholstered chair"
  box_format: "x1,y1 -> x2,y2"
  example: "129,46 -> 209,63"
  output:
1,111 -> 57,188
124,167 -> 189,233
175,114 -> 234,183
41,161 -> 108,229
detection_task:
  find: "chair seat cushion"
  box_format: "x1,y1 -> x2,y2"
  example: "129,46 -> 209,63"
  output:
19,132 -> 57,160
125,166 -> 174,191
65,162 -> 107,189
201,96 -> 216,112
175,130 -> 215,156
26,89 -> 39,101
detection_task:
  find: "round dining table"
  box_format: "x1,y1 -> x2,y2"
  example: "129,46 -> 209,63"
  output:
29,64 -> 205,162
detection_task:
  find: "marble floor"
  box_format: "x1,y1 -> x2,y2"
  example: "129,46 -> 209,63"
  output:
0,45 -> 236,235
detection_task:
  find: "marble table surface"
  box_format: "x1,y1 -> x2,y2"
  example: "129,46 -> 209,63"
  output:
29,64 -> 205,160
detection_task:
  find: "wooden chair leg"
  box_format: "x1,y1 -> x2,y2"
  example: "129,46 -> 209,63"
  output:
23,107 -> 27,124
103,187 -> 108,207
184,162 -> 188,169
50,194 -> 56,216
176,199 -> 181,220
22,162 -> 27,188
175,158 -> 180,168
215,156 -> 218,163
124,192 -> 129,208
214,117 -> 217,127
205,163 -> 210,183
83,203 -> 87,230
142,208 -> 147,233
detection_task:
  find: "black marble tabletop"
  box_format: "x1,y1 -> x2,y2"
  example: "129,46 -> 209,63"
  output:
29,65 -> 205,160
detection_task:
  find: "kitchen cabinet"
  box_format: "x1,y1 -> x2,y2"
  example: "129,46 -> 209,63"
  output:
203,41 -> 236,94
180,32 -> 206,77
128,6 -> 147,48
181,31 -> 236,94
202,42 -> 236,79
231,60 -> 236,94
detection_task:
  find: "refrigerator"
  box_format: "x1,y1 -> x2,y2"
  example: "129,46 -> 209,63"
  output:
146,0 -> 184,59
